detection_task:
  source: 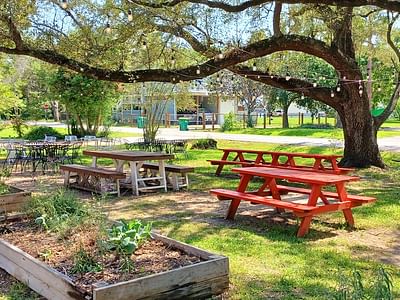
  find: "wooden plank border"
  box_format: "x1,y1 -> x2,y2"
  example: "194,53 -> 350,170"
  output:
0,232 -> 229,300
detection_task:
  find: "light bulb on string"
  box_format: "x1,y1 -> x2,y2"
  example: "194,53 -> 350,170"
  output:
343,76 -> 347,81
217,50 -> 224,60
377,85 -> 382,92
196,67 -> 201,75
142,41 -> 147,50
252,63 -> 257,72
359,89 -> 363,96
270,75 -> 274,79
313,82 -> 317,88
61,0 -> 68,9
336,85 -> 341,92
105,23 -> 112,34
257,75 -> 260,79
285,73 -> 291,81
331,90 -> 335,98
127,9 -> 133,22
301,93 -> 305,100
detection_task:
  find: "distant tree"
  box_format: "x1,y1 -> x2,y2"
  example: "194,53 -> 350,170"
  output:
48,69 -> 120,136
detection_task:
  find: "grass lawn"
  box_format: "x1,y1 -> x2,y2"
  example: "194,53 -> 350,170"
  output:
0,140 -> 399,299
0,125 -> 141,139
227,126 -> 400,139
86,140 -> 399,299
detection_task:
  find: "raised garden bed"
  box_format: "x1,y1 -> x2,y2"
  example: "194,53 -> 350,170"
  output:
0,185 -> 31,215
0,217 -> 229,300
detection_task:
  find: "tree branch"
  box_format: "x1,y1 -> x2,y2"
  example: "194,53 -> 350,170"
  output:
0,14 -> 24,49
230,66 -> 339,107
127,0 -> 400,13
374,12 -> 400,128
273,1 -> 282,36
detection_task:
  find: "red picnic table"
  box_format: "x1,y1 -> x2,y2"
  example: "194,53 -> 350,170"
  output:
210,167 -> 375,237
208,148 -> 353,175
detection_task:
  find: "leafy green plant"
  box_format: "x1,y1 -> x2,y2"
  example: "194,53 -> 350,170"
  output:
24,126 -> 64,141
333,267 -> 393,300
191,138 -> 217,150
105,220 -> 152,272
220,112 -> 240,132
26,189 -> 92,234
10,116 -> 28,138
0,167 -> 11,195
38,249 -> 53,262
71,247 -> 102,274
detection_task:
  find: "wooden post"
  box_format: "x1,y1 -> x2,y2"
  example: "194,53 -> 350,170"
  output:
325,115 -> 328,125
318,114 -> 321,125
166,113 -> 170,128
263,113 -> 266,129
243,113 -> 246,128
298,112 -> 301,125
202,112 -> 206,130
301,113 -> 304,125
268,114 -> 272,125
212,113 -> 215,130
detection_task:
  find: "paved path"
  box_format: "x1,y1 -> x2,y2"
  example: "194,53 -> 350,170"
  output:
28,121 -> 400,152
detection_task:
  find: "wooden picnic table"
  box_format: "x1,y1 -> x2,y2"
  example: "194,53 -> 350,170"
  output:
83,150 -> 174,196
208,148 -> 352,175
210,167 -> 375,237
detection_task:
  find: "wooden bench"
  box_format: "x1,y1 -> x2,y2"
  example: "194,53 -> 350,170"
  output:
142,162 -> 194,191
210,189 -> 354,216
60,164 -> 126,196
276,185 -> 376,206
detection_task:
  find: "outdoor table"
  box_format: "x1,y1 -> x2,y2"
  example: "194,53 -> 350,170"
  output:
210,167 -> 375,237
83,150 -> 174,196
209,148 -> 351,175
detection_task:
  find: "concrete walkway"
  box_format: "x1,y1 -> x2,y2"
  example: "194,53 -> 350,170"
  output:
28,121 -> 400,152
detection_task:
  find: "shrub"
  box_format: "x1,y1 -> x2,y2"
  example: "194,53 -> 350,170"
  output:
220,112 -> 240,132
24,126 -> 64,141
10,116 -> 28,138
191,138 -> 217,150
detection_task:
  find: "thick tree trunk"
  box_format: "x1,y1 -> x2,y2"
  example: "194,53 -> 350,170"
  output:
51,101 -> 60,122
337,90 -> 384,168
282,106 -> 289,128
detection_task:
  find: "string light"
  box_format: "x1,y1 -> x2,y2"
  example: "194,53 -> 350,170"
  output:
217,50 -> 224,60
127,9 -> 133,22
142,41 -> 147,50
105,23 -> 111,34
252,63 -> 257,72
285,73 -> 291,81
301,93 -> 305,100
343,76 -> 347,80
330,90 -> 335,98
196,66 -> 201,75
377,85 -> 382,92
313,82 -> 317,88
336,85 -> 341,92
61,0 -> 67,9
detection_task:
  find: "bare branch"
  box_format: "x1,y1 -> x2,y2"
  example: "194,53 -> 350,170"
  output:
273,1 -> 282,36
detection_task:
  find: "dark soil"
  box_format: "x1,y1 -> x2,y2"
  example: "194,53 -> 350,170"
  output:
0,218 -> 202,297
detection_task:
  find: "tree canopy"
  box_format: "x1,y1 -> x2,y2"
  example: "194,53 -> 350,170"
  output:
1,1 -> 400,167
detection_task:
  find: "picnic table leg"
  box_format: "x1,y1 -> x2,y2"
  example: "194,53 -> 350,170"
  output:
226,174 -> 252,220
159,160 -> 168,192
297,184 -> 321,237
130,161 -> 139,196
91,156 -> 97,168
336,182 -> 354,227
216,151 -> 230,176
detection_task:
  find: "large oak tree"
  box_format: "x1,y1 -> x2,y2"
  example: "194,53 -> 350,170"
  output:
0,0 -> 399,167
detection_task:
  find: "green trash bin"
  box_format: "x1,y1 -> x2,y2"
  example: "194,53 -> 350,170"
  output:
178,117 -> 189,131
137,116 -> 147,128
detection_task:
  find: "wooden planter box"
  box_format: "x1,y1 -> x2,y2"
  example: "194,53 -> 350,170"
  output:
0,186 -> 31,214
0,232 -> 229,300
